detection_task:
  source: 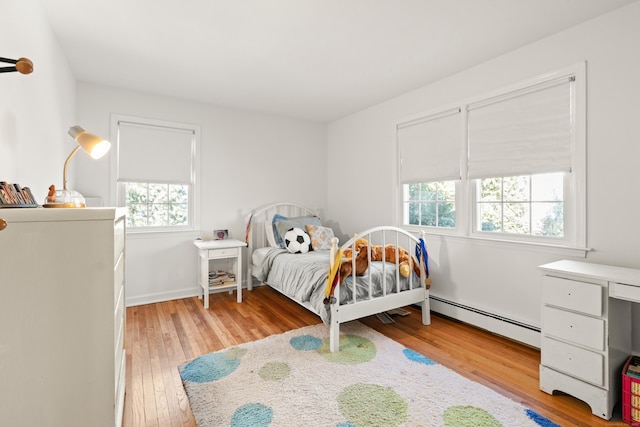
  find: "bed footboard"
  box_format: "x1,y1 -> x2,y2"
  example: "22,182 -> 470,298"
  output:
327,226 -> 431,353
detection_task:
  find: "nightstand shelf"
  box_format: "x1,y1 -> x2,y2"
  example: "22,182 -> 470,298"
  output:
194,239 -> 246,308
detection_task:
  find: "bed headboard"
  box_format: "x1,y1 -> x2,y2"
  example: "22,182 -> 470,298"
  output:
246,202 -> 318,253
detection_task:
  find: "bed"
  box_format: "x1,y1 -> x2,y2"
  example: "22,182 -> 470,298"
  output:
246,202 -> 431,352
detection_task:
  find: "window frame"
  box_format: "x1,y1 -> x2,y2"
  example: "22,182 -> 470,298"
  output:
110,114 -> 201,234
396,62 -> 586,251
471,172 -> 570,245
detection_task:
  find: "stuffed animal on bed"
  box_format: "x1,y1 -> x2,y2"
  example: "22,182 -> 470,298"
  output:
339,245 -> 369,284
343,237 -> 422,280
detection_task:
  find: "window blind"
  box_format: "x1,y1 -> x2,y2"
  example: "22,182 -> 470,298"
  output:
397,107 -> 462,184
467,76 -> 574,179
117,121 -> 194,183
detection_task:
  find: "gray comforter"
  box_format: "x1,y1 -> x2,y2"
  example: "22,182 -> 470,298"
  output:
252,248 -> 419,323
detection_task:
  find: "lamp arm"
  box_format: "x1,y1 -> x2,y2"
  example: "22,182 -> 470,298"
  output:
63,146 -> 82,191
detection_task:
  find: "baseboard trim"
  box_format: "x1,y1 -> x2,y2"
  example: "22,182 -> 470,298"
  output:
126,288 -> 200,307
429,295 -> 541,348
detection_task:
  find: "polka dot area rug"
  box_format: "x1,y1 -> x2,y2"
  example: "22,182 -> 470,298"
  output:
178,322 -> 559,427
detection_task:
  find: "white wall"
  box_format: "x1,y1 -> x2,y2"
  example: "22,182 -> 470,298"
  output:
327,2 -> 640,348
75,83 -> 327,305
0,0 -> 76,202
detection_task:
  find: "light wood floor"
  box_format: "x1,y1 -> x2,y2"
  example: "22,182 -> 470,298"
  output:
123,286 -> 625,427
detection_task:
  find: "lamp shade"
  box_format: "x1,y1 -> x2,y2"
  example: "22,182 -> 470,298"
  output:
68,125 -> 111,159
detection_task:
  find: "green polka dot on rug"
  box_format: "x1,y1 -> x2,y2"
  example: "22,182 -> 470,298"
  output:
443,405 -> 502,427
258,361 -> 290,381
338,383 -> 407,427
317,334 -> 376,364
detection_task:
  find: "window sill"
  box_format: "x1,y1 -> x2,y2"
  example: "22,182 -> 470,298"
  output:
404,226 -> 591,258
126,227 -> 200,239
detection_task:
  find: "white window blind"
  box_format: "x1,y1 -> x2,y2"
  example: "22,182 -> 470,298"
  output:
117,121 -> 194,183
397,107 -> 462,183
467,76 -> 574,179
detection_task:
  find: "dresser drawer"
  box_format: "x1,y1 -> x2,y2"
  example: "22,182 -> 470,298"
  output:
542,337 -> 604,386
542,306 -> 605,351
114,218 -> 125,264
115,284 -> 124,334
115,252 -> 124,303
542,276 -> 602,316
208,247 -> 239,258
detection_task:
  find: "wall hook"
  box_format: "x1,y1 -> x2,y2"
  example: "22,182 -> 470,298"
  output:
0,57 -> 33,74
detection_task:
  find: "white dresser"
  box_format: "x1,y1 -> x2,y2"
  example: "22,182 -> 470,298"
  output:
0,208 -> 126,427
538,260 -> 640,420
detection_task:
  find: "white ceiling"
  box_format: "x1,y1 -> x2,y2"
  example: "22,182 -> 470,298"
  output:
41,0 -> 636,123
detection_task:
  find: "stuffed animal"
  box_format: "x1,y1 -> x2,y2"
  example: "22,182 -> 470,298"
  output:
339,245 -> 369,284
343,237 -> 422,280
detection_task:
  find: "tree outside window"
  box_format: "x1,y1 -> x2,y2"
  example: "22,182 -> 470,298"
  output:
125,182 -> 189,228
477,173 -> 563,237
404,181 -> 455,228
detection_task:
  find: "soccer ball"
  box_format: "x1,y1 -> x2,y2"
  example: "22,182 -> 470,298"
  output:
284,227 -> 311,254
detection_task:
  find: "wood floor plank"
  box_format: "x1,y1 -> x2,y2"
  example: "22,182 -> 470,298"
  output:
123,285 -> 622,427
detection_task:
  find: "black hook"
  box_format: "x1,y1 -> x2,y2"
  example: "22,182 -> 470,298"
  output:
0,57 -> 33,74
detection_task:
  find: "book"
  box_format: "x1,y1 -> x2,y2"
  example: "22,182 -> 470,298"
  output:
0,182 -> 38,207
208,270 -> 236,285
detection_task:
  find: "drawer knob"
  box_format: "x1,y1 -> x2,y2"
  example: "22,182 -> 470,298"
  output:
0,218 -> 6,231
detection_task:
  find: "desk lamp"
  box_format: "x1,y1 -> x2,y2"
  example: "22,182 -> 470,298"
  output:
44,126 -> 111,208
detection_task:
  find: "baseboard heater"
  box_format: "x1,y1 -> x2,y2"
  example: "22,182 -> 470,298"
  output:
427,295 -> 540,333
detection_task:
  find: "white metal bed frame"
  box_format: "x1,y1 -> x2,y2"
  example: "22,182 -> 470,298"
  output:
247,202 -> 431,352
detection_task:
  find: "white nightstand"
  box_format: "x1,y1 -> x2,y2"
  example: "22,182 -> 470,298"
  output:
194,239 -> 246,308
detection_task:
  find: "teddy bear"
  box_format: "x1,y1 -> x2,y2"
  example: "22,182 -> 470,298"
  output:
339,244 -> 369,284
342,237 -> 430,287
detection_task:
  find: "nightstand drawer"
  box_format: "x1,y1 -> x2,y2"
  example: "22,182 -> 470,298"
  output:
542,337 -> 604,386
542,276 -> 602,316
542,306 -> 605,350
208,247 -> 239,258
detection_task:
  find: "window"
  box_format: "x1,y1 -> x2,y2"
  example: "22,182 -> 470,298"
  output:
111,115 -> 200,231
125,182 -> 189,227
397,107 -> 462,230
404,181 -> 456,227
397,63 -> 585,249
476,173 -> 564,237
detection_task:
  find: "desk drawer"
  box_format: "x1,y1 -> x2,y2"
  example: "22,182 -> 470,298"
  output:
542,276 -> 602,316
610,282 -> 640,303
542,306 -> 605,351
542,337 -> 604,386
208,247 -> 238,258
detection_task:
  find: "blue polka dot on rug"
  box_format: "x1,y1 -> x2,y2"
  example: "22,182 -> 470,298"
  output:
231,403 -> 273,427
403,348 -> 437,365
290,334 -> 322,350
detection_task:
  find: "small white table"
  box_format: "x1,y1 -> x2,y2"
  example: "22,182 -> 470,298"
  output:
194,239 -> 246,308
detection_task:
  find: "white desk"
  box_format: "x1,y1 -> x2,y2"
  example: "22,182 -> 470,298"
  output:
194,239 -> 246,307
538,260 -> 640,420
